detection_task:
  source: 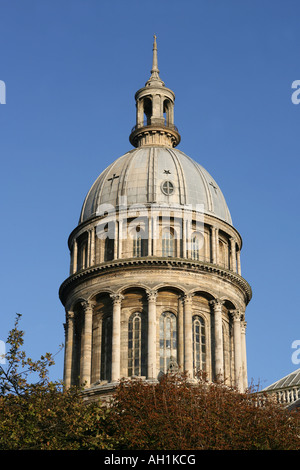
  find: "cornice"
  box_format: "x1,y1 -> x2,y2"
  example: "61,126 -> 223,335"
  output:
59,257 -> 252,306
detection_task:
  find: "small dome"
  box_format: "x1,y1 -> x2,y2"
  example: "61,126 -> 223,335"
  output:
79,147 -> 232,225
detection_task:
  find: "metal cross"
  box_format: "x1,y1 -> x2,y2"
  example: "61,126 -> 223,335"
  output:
108,173 -> 119,185
209,181 -> 218,194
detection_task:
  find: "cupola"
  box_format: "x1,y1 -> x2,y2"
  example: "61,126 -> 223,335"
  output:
129,36 -> 181,148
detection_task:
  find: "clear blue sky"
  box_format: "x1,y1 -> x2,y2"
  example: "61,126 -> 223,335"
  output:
1,0 -> 299,389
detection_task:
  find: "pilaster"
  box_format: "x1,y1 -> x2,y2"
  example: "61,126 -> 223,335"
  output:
146,289 -> 158,379
110,293 -> 124,382
210,299 -> 224,381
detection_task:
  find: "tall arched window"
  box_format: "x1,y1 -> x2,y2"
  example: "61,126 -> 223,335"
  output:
133,234 -> 141,257
143,97 -> 152,125
162,230 -> 174,257
191,235 -> 200,261
132,227 -> 147,257
159,312 -> 177,373
104,237 -> 114,261
100,315 -> 112,381
192,315 -> 206,376
128,312 -> 146,376
191,232 -> 204,261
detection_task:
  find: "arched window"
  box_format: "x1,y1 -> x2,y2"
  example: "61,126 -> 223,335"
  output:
159,312 -> 177,373
128,312 -> 146,376
162,230 -> 174,257
191,232 -> 204,261
143,97 -> 152,126
133,234 -> 142,257
163,98 -> 173,126
132,227 -> 147,257
191,235 -> 200,261
104,237 -> 114,261
101,315 -> 112,381
77,233 -> 88,270
192,315 -> 206,376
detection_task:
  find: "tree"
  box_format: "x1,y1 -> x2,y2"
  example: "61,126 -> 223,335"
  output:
0,314 -> 114,450
106,373 -> 300,450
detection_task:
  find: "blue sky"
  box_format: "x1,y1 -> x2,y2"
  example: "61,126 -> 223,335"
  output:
0,0 -> 299,389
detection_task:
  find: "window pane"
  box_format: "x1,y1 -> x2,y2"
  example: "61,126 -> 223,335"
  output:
159,312 -> 177,374
193,315 -> 206,376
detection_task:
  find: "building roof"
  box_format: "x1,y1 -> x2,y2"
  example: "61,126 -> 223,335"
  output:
263,368 -> 300,391
79,146 -> 232,225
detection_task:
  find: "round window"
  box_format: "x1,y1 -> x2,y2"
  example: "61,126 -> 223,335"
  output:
161,180 -> 174,195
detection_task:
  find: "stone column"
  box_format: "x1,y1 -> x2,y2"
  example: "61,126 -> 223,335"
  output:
215,228 -> 219,265
80,301 -> 94,387
152,212 -> 157,256
178,296 -> 184,371
72,239 -> 78,274
114,222 -> 118,260
210,299 -> 224,381
87,230 -> 91,268
230,238 -> 237,272
137,98 -> 144,127
241,317 -> 248,391
64,311 -> 74,388
90,227 -> 95,266
183,294 -> 193,377
231,310 -> 243,391
182,218 -> 187,258
211,227 -> 216,264
148,213 -> 152,256
118,217 -> 123,259
146,290 -> 157,379
237,249 -> 241,275
110,293 -> 124,382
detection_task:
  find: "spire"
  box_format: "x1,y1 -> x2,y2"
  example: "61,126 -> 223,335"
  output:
146,35 -> 165,87
151,35 -> 159,75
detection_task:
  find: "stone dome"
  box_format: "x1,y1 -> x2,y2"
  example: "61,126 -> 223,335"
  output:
79,146 -> 232,225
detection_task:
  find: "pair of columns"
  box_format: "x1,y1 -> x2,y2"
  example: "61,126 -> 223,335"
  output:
209,299 -> 247,391
211,227 -> 241,275
71,228 -> 95,274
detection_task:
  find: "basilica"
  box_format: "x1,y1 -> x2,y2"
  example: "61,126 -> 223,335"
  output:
59,37 -> 252,401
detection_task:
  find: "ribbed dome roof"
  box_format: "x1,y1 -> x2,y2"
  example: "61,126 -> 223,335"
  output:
79,147 -> 232,225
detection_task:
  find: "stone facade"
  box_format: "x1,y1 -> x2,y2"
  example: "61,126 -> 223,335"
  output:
59,37 -> 252,400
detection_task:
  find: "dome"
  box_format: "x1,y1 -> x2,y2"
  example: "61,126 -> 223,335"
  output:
79,146 -> 232,225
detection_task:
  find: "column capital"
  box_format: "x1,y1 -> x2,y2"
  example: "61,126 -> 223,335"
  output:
80,300 -> 95,313
146,289 -> 157,302
183,293 -> 194,304
209,299 -> 224,309
66,311 -> 75,321
230,309 -> 241,321
110,293 -> 124,305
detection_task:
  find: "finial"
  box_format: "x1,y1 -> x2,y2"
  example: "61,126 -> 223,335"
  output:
151,34 -> 159,74
146,35 -> 164,87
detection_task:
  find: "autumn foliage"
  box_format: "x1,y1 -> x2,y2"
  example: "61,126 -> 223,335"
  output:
107,374 -> 300,450
0,315 -> 299,450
